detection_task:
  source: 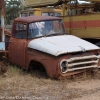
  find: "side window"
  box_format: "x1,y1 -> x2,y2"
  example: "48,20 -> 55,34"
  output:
42,13 -> 49,16
42,12 -> 61,16
67,9 -> 81,16
42,12 -> 54,16
14,23 -> 27,39
21,13 -> 28,17
55,13 -> 61,16
49,13 -> 54,16
29,12 -> 34,16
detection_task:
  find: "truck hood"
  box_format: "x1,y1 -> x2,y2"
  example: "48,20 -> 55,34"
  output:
28,35 -> 99,56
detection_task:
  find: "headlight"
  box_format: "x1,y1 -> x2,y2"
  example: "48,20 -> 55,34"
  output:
60,60 -> 68,73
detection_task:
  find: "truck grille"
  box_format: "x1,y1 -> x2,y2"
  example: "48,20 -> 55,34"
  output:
66,55 -> 99,72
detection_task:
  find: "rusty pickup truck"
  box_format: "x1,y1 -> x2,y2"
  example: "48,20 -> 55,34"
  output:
5,16 -> 100,79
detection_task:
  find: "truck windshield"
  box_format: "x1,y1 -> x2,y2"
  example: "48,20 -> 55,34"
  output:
28,20 -> 66,38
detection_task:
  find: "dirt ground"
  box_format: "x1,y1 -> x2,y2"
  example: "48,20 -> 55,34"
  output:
0,65 -> 100,100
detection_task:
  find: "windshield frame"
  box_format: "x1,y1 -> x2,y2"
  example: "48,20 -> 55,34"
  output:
28,19 -> 67,39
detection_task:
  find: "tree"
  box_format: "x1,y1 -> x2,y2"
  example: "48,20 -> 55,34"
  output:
5,0 -> 22,24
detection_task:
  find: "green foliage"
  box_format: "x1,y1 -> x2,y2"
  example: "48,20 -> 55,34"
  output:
5,0 -> 22,24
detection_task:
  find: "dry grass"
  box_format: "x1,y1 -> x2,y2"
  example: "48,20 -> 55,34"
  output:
0,64 -> 100,100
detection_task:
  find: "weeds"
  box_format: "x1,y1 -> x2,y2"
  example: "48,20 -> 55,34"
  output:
0,65 -> 99,100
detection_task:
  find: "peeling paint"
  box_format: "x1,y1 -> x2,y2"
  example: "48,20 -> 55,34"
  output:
28,35 -> 99,56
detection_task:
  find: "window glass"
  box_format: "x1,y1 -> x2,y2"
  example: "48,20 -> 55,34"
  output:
42,12 -> 61,16
67,9 -> 81,16
29,12 -> 34,16
14,23 -> 27,39
21,13 -> 28,17
55,13 -> 61,16
42,13 -> 49,16
49,13 -> 54,16
28,20 -> 66,39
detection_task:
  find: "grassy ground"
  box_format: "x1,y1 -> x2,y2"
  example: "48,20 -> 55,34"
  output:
0,65 -> 100,100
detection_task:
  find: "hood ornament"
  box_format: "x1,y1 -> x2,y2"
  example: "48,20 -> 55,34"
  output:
78,46 -> 86,52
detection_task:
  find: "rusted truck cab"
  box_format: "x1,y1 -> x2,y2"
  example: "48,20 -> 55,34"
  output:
8,16 -> 100,79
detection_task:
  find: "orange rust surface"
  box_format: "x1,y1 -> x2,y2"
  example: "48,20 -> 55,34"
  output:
14,16 -> 61,23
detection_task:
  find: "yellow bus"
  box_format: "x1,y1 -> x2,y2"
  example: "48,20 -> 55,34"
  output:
20,8 -> 63,17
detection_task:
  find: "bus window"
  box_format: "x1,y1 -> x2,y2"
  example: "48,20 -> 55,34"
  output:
42,13 -> 49,16
21,13 -> 28,17
42,12 -> 61,16
29,12 -> 34,16
55,13 -> 61,16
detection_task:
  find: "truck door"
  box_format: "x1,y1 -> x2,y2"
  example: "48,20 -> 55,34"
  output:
9,23 -> 27,68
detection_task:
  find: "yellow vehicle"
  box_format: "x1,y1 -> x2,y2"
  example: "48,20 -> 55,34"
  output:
61,0 -> 100,46
23,0 -> 100,46
20,8 -> 63,17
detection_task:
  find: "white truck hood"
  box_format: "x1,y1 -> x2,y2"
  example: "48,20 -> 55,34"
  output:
28,35 -> 99,56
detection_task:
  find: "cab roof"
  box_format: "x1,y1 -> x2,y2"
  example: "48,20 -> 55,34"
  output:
14,16 -> 61,23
